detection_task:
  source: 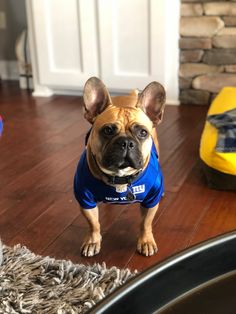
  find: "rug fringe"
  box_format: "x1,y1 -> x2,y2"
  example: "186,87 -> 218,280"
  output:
0,243 -> 137,313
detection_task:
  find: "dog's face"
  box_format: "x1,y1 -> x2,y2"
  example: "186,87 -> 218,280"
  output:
83,77 -> 166,177
88,105 -> 153,177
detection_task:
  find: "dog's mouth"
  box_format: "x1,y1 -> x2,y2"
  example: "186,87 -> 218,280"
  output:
118,160 -> 130,169
117,157 -> 142,170
101,150 -> 143,174
99,162 -> 141,178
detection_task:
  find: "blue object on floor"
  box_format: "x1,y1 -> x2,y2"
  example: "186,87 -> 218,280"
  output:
0,115 -> 3,135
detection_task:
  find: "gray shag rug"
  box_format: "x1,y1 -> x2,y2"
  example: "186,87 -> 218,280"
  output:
0,243 -> 137,313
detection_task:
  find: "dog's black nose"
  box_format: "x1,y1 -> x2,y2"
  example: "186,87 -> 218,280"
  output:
117,137 -> 136,151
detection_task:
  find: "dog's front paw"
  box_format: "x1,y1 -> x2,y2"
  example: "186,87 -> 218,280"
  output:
81,232 -> 102,257
137,232 -> 158,257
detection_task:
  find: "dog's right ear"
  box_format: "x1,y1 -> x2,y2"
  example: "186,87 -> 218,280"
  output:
83,77 -> 112,123
136,81 -> 166,126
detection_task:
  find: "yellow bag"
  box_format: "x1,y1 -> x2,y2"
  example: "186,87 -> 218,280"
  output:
200,87 -> 236,189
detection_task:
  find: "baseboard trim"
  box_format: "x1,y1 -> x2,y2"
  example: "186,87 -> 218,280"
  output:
167,99 -> 180,106
0,61 -> 19,80
32,85 -> 54,97
33,87 -> 180,105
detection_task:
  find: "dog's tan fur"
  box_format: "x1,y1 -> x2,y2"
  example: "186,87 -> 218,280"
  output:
79,77 -> 165,257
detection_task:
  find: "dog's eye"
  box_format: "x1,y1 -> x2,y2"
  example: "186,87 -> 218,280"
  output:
139,129 -> 148,138
132,124 -> 149,140
103,126 -> 116,136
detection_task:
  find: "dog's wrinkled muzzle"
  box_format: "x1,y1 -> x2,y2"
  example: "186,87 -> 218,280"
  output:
102,136 -> 143,171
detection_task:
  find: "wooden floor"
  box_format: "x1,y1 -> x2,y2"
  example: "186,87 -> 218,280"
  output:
0,82 -> 235,271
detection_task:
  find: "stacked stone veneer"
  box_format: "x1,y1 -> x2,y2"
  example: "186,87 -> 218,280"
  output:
180,0 -> 236,105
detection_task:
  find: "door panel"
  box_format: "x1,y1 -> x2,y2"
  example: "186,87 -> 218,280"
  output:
113,0 -> 149,76
32,0 -> 99,87
98,0 -> 166,89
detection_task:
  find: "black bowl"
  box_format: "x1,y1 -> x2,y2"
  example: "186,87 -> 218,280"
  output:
89,231 -> 236,314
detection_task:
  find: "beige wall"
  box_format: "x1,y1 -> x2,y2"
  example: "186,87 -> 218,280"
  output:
0,0 -> 27,60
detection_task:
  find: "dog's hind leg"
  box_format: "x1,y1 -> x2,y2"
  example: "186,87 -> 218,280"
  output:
80,206 -> 102,257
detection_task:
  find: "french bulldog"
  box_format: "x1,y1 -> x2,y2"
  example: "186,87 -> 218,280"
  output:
74,77 -> 166,257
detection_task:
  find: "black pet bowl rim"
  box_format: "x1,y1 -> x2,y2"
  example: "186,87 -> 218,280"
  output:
89,231 -> 236,314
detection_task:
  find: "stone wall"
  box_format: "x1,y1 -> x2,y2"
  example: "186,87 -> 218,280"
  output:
180,0 -> 236,105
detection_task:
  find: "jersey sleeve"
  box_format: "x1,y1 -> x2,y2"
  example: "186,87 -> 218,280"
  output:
141,172 -> 164,209
73,151 -> 97,209
74,174 -> 97,209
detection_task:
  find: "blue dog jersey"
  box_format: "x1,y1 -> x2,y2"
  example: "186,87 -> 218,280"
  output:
74,143 -> 164,209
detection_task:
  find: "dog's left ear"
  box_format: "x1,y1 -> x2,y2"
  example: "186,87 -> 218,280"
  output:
136,82 -> 166,126
83,77 -> 112,123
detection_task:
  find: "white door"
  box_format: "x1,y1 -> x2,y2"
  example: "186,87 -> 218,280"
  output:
27,0 -> 180,103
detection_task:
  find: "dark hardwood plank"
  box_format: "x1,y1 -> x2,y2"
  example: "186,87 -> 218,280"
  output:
43,224 -> 87,262
188,191 -> 236,247
0,190 -> 61,242
0,125 -> 86,190
0,197 -> 21,215
158,106 -> 207,165
8,191 -> 80,254
162,122 -> 205,192
0,97 -> 86,168
0,136 -> 83,201
156,106 -> 183,136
